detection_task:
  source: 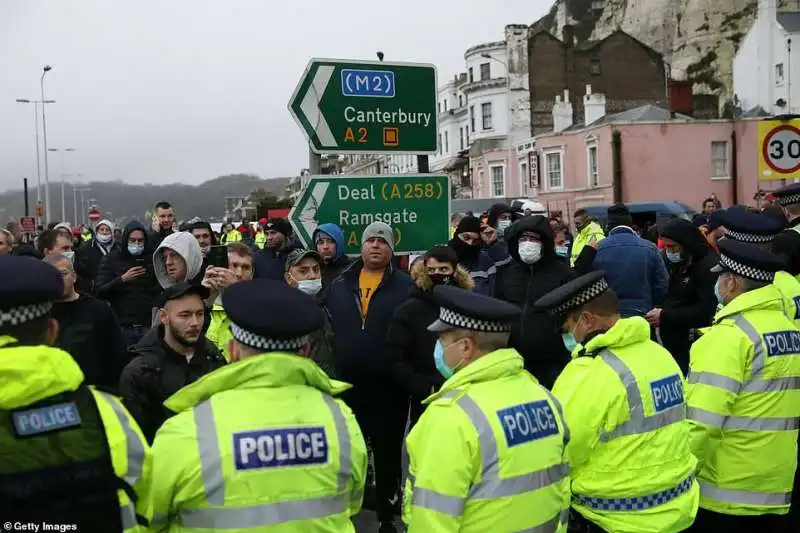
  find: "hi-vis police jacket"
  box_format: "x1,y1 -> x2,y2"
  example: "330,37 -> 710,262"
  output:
148,352 -> 367,532
552,317 -> 699,533
403,348 -> 571,533
687,283 -> 800,516
0,338 -> 152,532
773,271 -> 800,328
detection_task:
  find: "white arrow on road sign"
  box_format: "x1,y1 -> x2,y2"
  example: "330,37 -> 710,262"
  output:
290,180 -> 330,247
299,65 -> 337,148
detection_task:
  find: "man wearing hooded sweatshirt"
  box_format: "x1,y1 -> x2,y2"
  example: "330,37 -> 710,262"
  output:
448,216 -> 498,296
253,218 -> 299,280
75,219 -> 118,294
153,231 -> 204,289
96,220 -> 160,348
645,219 -> 718,374
313,222 -> 352,296
496,215 -> 574,388
483,203 -> 512,267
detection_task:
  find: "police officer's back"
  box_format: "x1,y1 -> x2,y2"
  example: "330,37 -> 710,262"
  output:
403,286 -> 570,532
148,278 -> 367,531
686,240 -> 800,530
535,272 -> 698,532
0,255 -> 151,532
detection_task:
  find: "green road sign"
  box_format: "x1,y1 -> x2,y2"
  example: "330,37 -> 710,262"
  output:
288,58 -> 437,154
290,175 -> 450,255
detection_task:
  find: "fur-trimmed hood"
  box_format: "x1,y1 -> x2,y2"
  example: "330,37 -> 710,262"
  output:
410,258 -> 474,292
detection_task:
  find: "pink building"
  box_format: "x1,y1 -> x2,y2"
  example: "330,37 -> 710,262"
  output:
521,87 -> 782,216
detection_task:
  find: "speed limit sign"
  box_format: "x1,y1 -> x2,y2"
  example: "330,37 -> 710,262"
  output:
758,120 -> 800,179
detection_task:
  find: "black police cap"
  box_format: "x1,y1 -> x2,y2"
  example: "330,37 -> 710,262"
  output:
223,279 -> 324,352
711,239 -> 786,282
774,182 -> 800,207
534,271 -> 609,322
0,255 -> 63,328
157,282 -> 210,308
719,205 -> 784,244
428,285 -> 521,333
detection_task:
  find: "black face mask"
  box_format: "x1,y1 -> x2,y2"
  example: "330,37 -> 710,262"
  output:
450,237 -> 481,260
429,273 -> 455,286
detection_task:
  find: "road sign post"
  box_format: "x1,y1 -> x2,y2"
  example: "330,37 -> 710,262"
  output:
19,216 -> 36,234
758,119 -> 800,180
290,175 -> 450,255
88,208 -> 100,223
289,59 -> 437,154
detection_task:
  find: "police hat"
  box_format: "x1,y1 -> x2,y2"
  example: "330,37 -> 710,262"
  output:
711,239 -> 787,282
428,285 -> 520,333
533,271 -> 609,323
773,182 -> 800,207
719,205 -> 784,244
0,255 -> 63,328
156,282 -> 210,308
223,279 -> 324,352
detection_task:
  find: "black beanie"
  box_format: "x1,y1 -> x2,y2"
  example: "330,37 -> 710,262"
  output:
487,203 -> 511,228
455,216 -> 482,235
266,218 -> 292,236
607,203 -> 633,229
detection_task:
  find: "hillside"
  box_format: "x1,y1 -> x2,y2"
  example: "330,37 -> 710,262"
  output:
534,0 -> 790,111
0,174 -> 290,225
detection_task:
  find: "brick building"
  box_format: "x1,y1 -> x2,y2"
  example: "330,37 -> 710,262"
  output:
528,26 -> 669,132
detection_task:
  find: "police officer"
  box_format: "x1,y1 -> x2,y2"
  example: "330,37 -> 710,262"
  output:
148,278 -> 367,531
535,271 -> 698,533
686,239 -> 800,531
0,255 -> 151,532
403,286 -> 570,532
772,182 -> 800,278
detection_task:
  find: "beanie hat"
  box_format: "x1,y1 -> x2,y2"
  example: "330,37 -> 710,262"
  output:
362,222 -> 394,251
455,216 -> 482,236
96,219 -> 115,233
607,203 -> 633,229
266,218 -> 292,236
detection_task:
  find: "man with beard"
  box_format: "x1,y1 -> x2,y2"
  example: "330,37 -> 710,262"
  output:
119,282 -> 226,443
448,216 -> 497,296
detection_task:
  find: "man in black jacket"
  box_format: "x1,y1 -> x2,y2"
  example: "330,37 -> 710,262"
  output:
496,215 -> 574,388
75,219 -> 119,294
323,221 -> 411,533
385,246 -> 474,429
95,220 -> 160,348
645,219 -> 718,375
119,282 -> 226,443
254,218 -> 299,280
772,183 -> 800,276
147,201 -> 175,252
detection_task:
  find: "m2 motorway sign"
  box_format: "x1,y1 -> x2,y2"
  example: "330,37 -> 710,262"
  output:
289,175 -> 450,255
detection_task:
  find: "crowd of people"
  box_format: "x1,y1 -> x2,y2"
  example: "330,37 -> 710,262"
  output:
2,185 -> 800,532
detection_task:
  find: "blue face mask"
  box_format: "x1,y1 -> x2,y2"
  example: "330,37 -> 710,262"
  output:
714,278 -> 724,305
128,243 -> 144,256
555,245 -> 569,258
562,333 -> 578,353
433,339 -> 464,379
665,251 -> 683,264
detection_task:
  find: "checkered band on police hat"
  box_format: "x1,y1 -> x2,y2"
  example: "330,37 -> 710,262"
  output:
437,307 -> 509,333
717,253 -> 775,282
0,302 -> 52,328
723,228 -> 778,244
777,192 -> 800,207
553,277 -> 609,315
230,322 -> 309,352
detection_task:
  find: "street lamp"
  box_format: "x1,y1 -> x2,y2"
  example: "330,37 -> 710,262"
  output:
69,177 -> 84,225
48,148 -> 76,222
16,98 -> 55,225
40,65 -> 53,224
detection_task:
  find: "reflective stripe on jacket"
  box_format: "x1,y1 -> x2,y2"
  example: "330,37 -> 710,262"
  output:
403,348 -> 571,532
687,283 -> 800,516
553,317 -> 699,532
149,353 -> 367,532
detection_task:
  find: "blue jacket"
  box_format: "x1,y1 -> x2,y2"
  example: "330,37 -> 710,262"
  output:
323,260 -> 411,386
593,226 -> 669,317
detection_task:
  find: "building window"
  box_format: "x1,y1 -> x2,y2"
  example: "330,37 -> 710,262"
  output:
711,141 -> 729,178
470,106 -> 475,133
491,166 -> 505,197
587,144 -> 599,187
776,63 -> 785,86
460,128 -> 464,150
444,100 -> 448,112
468,67 -> 474,83
545,151 -> 563,189
438,101 -> 442,114
590,58 -> 601,76
465,126 -> 470,146
444,131 -> 449,154
478,169 -> 484,196
438,133 -> 442,155
459,94 -> 463,107
482,102 -> 493,130
480,62 -> 491,80
520,161 -> 529,196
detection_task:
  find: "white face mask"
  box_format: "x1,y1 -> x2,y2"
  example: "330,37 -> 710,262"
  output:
96,234 -> 112,245
518,241 -> 542,265
497,219 -> 512,235
297,279 -> 322,296
63,251 -> 75,265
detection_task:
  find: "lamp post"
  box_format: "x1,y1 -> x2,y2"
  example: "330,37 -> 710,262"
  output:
40,65 -> 53,224
48,148 -> 76,222
16,98 -> 55,225
78,188 -> 91,225
70,176 -> 84,225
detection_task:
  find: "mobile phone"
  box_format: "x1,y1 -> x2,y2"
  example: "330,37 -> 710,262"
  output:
207,245 -> 229,269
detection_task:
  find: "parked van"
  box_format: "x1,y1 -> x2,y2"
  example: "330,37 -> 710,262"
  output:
581,201 -> 696,235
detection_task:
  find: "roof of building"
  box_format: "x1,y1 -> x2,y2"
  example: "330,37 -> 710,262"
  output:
740,105 -> 771,118
777,12 -> 800,33
558,104 -> 693,133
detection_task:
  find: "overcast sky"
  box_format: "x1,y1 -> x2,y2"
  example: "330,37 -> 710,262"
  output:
0,0 -> 550,193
